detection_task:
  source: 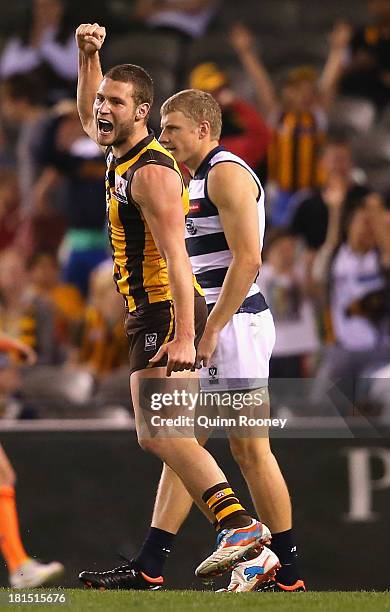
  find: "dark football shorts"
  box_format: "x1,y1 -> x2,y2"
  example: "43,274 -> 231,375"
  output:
124,293 -> 207,375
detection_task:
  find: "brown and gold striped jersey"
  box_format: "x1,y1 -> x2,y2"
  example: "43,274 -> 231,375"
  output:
105,132 -> 203,312
268,109 -> 326,192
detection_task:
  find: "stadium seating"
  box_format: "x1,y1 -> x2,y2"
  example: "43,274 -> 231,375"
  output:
102,32 -> 180,73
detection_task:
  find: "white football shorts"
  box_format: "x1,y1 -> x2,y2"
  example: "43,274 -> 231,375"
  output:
200,308 -> 276,391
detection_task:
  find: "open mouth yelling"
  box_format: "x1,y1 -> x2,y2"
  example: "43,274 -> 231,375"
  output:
98,119 -> 114,135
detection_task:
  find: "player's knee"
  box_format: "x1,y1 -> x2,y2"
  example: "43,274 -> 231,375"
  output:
229,437 -> 270,471
137,435 -> 165,456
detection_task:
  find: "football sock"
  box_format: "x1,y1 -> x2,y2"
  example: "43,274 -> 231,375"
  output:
133,527 -> 175,578
0,486 -> 29,572
270,529 -> 300,585
203,482 -> 252,530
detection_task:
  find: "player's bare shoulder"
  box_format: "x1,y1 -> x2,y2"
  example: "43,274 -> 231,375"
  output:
207,161 -> 258,208
131,163 -> 182,208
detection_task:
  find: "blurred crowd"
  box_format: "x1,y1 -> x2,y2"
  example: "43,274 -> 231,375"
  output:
0,0 -> 389,419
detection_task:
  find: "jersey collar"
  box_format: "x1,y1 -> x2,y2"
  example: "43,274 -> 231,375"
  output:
113,129 -> 155,165
193,145 -> 224,179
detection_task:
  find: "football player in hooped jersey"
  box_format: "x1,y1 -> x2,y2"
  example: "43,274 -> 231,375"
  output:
158,90 -> 305,592
76,24 -> 271,589
134,89 -> 304,593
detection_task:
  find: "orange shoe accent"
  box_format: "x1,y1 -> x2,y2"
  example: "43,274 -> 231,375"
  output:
0,486 -> 29,572
139,572 -> 164,585
276,579 -> 306,591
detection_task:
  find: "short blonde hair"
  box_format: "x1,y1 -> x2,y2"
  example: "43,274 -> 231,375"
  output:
161,89 -> 222,140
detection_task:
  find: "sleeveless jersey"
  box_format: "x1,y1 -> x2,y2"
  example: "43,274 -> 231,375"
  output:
105,132 -> 203,312
185,146 -> 268,311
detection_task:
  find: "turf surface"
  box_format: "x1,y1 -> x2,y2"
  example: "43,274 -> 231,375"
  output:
1,589 -> 389,612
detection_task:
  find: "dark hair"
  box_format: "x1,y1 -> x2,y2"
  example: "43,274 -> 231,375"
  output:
104,64 -> 154,108
1,72 -> 46,106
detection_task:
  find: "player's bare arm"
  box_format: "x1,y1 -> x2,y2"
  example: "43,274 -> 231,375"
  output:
131,164 -> 196,375
196,163 -> 261,367
76,23 -> 106,142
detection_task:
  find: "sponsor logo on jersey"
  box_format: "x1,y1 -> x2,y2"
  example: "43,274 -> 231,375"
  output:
114,175 -> 129,204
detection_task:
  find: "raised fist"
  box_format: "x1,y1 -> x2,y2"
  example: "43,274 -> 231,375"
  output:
76,23 -> 106,55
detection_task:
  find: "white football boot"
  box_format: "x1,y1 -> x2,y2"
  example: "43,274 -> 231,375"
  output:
217,546 -> 281,592
10,558 -> 64,588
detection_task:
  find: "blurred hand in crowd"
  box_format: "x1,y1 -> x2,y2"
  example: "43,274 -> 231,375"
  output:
0,334 -> 37,366
322,176 -> 348,211
229,23 -> 255,55
328,21 -> 353,51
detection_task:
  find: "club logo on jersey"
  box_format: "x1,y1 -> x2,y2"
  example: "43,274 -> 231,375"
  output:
144,333 -> 157,351
185,219 -> 197,236
244,566 -> 265,581
208,366 -> 219,384
114,175 -> 128,204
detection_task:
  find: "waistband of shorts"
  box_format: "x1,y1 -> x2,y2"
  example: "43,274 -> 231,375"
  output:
207,292 -> 268,316
126,291 -> 205,316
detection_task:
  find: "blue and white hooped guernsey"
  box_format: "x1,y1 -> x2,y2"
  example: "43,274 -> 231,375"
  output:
185,146 -> 268,313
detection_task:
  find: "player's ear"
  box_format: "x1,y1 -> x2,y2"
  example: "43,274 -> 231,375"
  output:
135,103 -> 150,122
198,121 -> 211,140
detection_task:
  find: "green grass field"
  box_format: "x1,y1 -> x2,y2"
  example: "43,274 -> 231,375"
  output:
0,589 -> 389,612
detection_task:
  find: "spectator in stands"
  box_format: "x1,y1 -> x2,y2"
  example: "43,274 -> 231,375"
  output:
133,0 -> 218,39
290,134 -> 370,250
0,123 -> 11,168
28,251 -> 85,351
33,101 -> 108,297
257,229 -> 319,380
132,0 -> 220,88
0,0 -> 78,105
0,249 -> 63,365
189,62 -> 270,172
0,171 -> 21,252
311,193 -> 390,412
230,22 -> 352,226
341,0 -> 390,110
77,261 -> 128,379
0,73 -> 47,213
